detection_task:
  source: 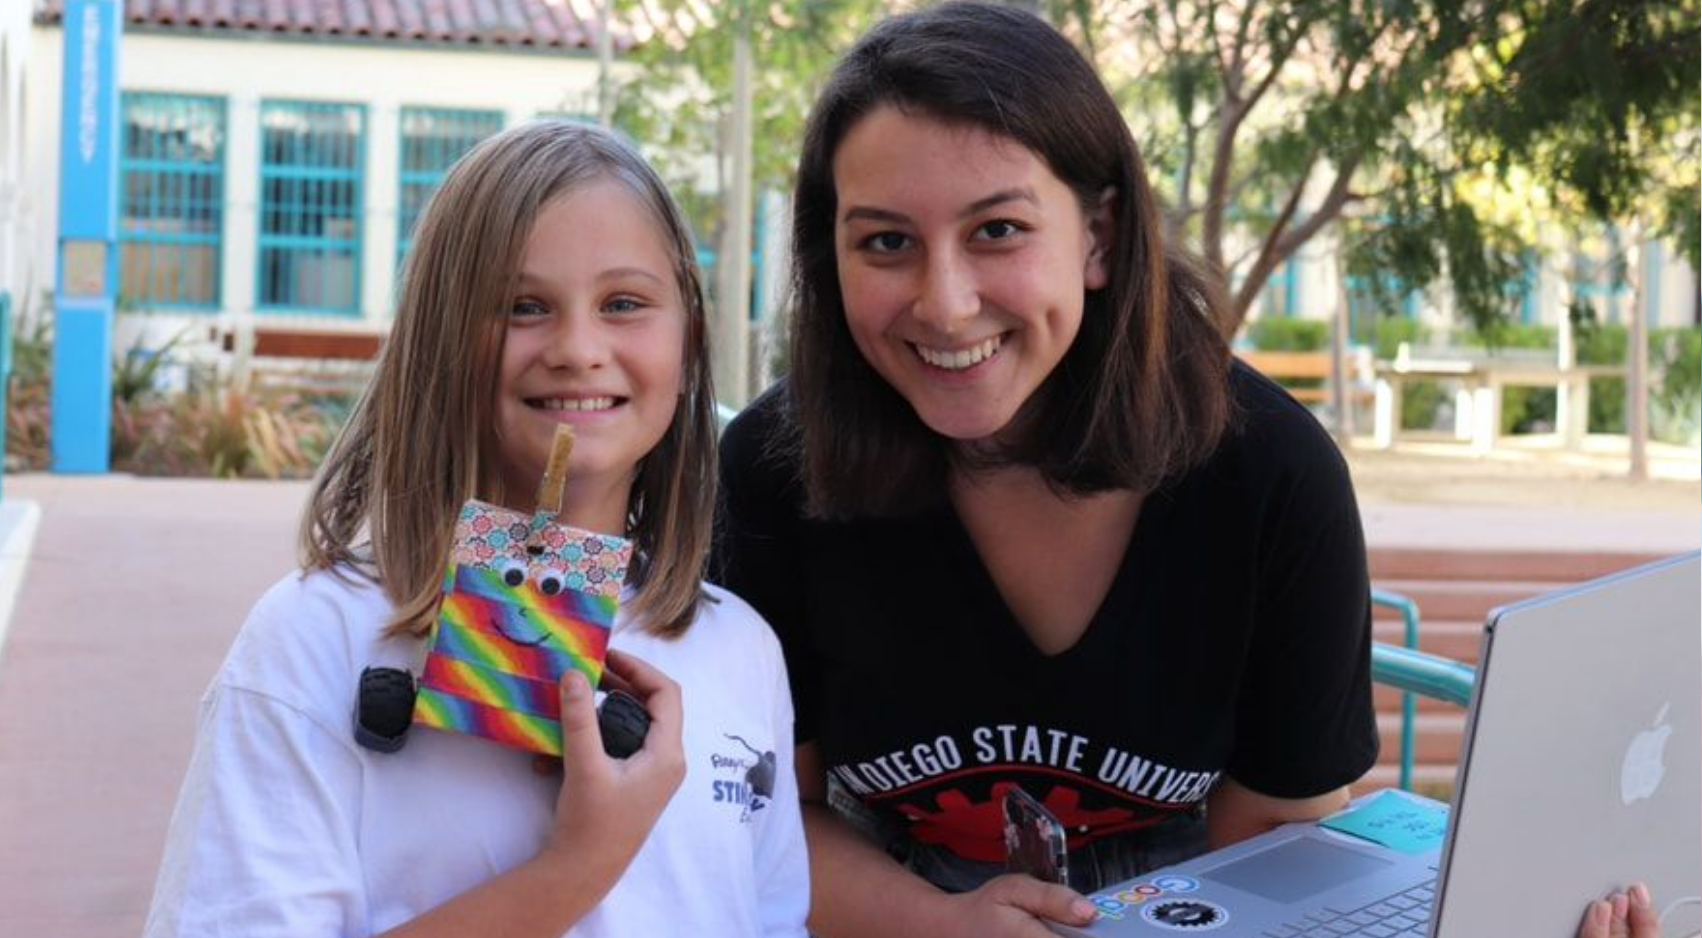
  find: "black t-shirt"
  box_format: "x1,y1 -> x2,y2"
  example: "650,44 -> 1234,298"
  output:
713,364 -> 1378,864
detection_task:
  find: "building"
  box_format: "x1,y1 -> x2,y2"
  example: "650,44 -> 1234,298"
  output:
1243,216 -> 1700,344
2,1 -> 35,315
15,2 -> 1697,389
21,0 -> 629,362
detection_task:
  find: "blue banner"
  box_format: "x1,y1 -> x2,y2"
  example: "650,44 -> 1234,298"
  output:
58,0 -> 120,246
53,0 -> 121,473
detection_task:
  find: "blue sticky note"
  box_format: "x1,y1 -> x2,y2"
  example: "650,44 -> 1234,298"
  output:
1319,790 -> 1449,855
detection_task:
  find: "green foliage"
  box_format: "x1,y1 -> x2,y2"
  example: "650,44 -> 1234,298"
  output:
4,305 -> 352,478
3,295 -> 55,471
1456,0 -> 1701,268
612,0 -> 1697,342
1569,324 -> 1702,440
1363,317 -> 1428,361
1342,161 -> 1531,334
1082,0 -> 1700,332
1500,386 -> 1557,435
1380,321 -> 1700,443
1244,318 -> 1330,351
113,323 -> 197,405
1399,380 -> 1451,432
1459,322 -> 1554,351
111,387 -> 345,479
610,0 -> 888,244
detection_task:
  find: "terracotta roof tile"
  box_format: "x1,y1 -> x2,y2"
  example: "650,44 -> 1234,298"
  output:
33,0 -> 624,50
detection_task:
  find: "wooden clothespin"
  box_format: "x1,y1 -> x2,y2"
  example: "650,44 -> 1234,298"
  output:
527,425 -> 574,550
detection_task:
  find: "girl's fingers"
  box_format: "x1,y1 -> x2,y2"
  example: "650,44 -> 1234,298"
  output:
604,650 -> 683,730
554,669 -> 606,770
985,874 -> 1097,926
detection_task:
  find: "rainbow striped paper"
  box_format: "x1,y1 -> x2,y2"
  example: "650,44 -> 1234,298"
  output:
413,500 -> 632,756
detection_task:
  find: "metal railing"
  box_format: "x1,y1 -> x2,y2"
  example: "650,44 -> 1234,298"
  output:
1370,588 -> 1476,790
1371,588 -> 1423,790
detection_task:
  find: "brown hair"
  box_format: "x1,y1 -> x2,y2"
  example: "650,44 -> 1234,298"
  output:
301,120 -> 716,638
788,1 -> 1233,518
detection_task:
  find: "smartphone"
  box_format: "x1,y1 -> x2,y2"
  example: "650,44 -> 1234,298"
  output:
1003,785 -> 1070,885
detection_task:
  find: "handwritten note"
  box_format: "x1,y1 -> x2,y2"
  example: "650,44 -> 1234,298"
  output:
1320,790 -> 1450,855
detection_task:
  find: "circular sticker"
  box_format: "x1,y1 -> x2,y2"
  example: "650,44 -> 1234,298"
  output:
1149,874 -> 1201,893
1139,898 -> 1230,931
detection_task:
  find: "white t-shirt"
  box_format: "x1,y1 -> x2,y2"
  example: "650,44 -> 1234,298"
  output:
144,568 -> 809,938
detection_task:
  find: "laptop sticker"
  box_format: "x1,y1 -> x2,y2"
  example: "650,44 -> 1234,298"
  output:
1140,898 -> 1229,931
1320,789 -> 1449,855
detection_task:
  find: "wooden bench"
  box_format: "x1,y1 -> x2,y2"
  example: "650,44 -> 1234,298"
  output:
218,324 -> 388,396
1237,349 -> 1334,403
219,325 -> 386,361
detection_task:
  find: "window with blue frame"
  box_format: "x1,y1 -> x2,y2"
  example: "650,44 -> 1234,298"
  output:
1262,256 -> 1301,319
257,101 -> 366,314
1570,229 -> 1632,324
119,93 -> 225,310
398,108 -> 504,263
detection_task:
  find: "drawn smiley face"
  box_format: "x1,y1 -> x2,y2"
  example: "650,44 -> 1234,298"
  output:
483,558 -> 569,646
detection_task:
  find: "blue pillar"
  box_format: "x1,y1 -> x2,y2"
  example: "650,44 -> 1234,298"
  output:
52,0 -> 122,474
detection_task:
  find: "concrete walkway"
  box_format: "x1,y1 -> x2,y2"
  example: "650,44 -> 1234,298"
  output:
0,470 -> 1695,938
0,475 -> 305,938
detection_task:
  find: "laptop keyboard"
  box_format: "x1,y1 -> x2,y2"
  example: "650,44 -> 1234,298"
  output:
1259,879 -> 1436,937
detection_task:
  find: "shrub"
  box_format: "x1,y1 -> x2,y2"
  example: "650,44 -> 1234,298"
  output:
1370,317 -> 1427,360
6,308 -> 353,477
4,300 -> 54,471
1460,322 -> 1554,351
1400,380 -> 1450,431
1244,317 -> 1330,352
112,387 -> 344,479
1571,323 -> 1700,442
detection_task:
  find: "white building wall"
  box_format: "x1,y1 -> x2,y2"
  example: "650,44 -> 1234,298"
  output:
1643,239 -> 1699,328
1,4 -> 36,313
25,27 -> 606,341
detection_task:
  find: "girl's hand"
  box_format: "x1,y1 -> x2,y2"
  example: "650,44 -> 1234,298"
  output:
1577,883 -> 1659,938
539,649 -> 686,895
935,873 -> 1099,938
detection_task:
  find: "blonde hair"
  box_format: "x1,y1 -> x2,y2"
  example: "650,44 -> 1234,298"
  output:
301,121 -> 717,639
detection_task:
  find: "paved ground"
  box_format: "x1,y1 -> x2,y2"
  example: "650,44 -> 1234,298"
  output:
1345,439 -> 1700,551
0,476 -> 305,938
0,445 -> 1695,938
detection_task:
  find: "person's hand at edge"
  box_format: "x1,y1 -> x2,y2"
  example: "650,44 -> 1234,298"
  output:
1578,883 -> 1660,938
928,872 -> 1098,938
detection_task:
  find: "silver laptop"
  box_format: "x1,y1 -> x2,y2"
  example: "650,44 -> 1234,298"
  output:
1055,551 -> 1701,938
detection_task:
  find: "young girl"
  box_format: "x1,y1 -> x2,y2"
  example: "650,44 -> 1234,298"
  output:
145,121 -> 808,938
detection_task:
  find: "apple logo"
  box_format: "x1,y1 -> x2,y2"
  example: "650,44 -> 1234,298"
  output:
1620,703 -> 1672,806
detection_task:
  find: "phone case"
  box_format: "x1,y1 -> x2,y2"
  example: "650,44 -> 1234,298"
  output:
1004,785 -> 1070,885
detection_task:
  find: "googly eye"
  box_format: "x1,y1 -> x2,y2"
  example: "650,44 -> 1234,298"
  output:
538,571 -> 565,596
497,558 -> 526,588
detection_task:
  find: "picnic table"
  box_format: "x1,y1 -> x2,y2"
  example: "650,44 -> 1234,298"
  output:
1371,345 -> 1624,454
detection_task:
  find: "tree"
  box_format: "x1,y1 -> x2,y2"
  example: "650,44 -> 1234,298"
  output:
1456,0 -> 1699,267
1054,0 -> 1699,334
611,0 -> 890,245
617,0 -> 1698,342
